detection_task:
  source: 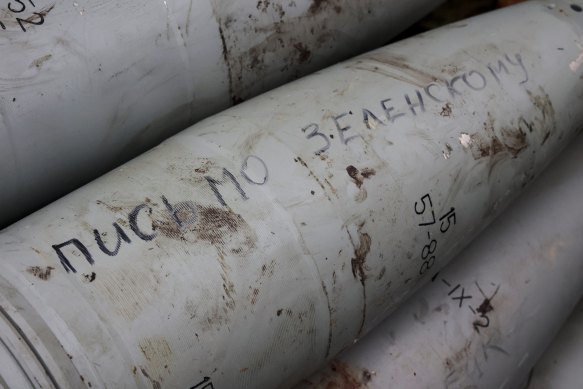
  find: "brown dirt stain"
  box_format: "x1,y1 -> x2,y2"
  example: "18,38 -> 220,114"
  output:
440,102 -> 453,117
308,0 -> 343,16
139,337 -> 172,384
196,206 -> 257,255
152,205 -> 257,256
346,165 -> 376,189
294,42 -> 312,64
210,0 -> 355,104
301,359 -> 373,388
465,114 -> 528,160
351,228 -> 371,286
527,88 -> 556,145
140,367 -> 161,389
26,266 -> 54,281
349,223 -> 371,336
30,54 -> 52,69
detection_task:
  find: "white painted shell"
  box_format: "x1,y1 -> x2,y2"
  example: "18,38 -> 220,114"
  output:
528,298 -> 583,389
0,0 -> 444,227
1,1 -> 583,387
296,131 -> 583,389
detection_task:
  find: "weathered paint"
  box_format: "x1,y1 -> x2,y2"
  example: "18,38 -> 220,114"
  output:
0,0 -> 444,228
296,131 -> 583,389
1,1 -> 583,387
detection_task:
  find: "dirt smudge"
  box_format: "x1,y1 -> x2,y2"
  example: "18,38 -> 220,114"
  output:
308,0 -> 343,16
461,114 -> 528,161
350,226 -> 371,286
346,165 -> 376,189
440,102 -> 453,117
26,266 -> 54,281
348,223 -> 371,336
527,88 -> 556,145
301,359 -> 373,388
196,206 -> 257,255
294,42 -> 312,64
210,0 -> 354,104
152,205 -> 257,256
30,54 -> 52,69
140,367 -> 161,389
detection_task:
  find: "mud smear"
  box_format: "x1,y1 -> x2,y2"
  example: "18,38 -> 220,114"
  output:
196,206 -> 257,255
308,0 -> 343,15
462,113 -> 528,161
140,367 -> 161,389
26,266 -> 54,281
346,165 -> 376,188
139,337 -> 172,385
464,87 -> 556,164
301,359 -> 373,388
152,205 -> 257,256
527,88 -> 556,145
440,102 -> 453,117
349,224 -> 371,336
444,340 -> 473,386
294,42 -> 312,64
210,0 -> 371,103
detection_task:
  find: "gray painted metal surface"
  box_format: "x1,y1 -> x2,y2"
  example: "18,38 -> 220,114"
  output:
1,1 -> 583,387
528,298 -> 583,389
0,0 -> 443,227
296,133 -> 583,388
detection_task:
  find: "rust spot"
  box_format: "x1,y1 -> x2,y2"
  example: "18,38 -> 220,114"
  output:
308,0 -> 342,15
346,166 -> 376,188
26,266 -> 54,281
440,103 -> 452,117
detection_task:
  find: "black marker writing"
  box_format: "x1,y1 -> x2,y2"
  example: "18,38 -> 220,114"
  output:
93,223 -> 131,256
